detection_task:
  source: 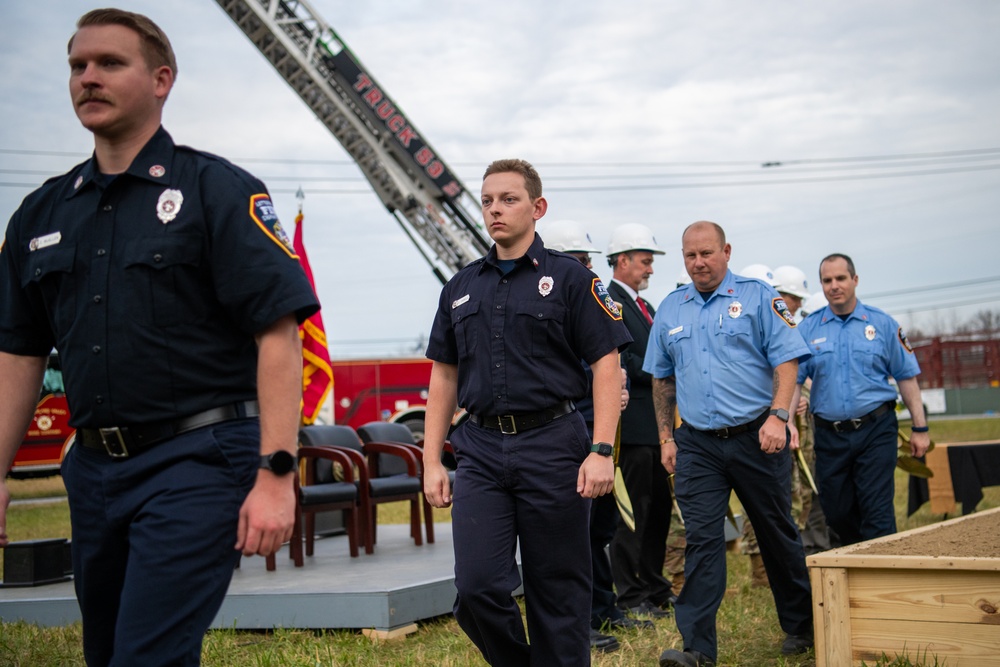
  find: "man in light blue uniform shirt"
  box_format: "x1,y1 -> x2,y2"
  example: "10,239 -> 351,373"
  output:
795,253 -> 929,546
645,221 -> 814,667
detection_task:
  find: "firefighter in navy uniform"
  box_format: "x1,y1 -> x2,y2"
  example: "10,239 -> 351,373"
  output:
0,10 -> 318,667
422,160 -> 632,666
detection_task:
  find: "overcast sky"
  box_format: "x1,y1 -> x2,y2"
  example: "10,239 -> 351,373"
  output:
2,0 -> 999,357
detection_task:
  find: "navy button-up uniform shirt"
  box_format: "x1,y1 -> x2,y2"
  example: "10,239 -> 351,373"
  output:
0,127 -> 319,427
643,270 -> 810,430
426,233 -> 632,415
797,300 -> 920,421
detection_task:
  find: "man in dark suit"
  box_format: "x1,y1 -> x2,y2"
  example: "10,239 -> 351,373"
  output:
606,223 -> 676,618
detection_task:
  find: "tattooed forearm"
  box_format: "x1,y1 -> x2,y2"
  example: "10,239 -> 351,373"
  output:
771,360 -> 797,411
652,376 -> 677,437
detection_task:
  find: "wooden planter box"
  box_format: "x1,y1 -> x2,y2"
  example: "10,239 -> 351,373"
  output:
808,507 -> 1000,667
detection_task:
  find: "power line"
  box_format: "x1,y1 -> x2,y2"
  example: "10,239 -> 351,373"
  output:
544,163 -> 1000,192
874,294 -> 1000,314
865,276 -> 1000,299
3,145 -> 1000,168
4,154 -> 994,182
5,160 -> 996,194
761,146 -> 1000,168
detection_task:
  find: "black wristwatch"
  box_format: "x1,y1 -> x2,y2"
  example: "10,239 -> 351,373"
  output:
769,408 -> 790,423
590,442 -> 614,457
260,450 -> 297,475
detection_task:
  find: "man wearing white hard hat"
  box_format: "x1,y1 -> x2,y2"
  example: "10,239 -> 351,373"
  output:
542,220 -> 649,652
773,266 -> 832,555
606,223 -> 677,619
734,264 -> 810,587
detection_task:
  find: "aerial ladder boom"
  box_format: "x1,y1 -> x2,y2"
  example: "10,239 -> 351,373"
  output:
213,0 -> 491,283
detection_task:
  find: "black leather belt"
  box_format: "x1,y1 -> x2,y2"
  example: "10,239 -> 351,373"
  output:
469,400 -> 575,435
696,409 -> 770,439
78,401 -> 260,458
814,400 -> 895,433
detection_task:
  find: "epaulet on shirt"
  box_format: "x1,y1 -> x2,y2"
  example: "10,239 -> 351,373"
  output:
17,161 -> 89,206
801,309 -> 824,323
546,248 -> 576,261
732,275 -> 769,288
175,143 -> 262,185
855,302 -> 891,319
546,248 -> 591,269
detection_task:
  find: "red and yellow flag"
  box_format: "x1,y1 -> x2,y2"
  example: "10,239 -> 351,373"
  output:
292,210 -> 333,425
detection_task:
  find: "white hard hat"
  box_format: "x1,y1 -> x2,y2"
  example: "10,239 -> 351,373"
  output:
606,223 -> 666,256
801,291 -> 828,317
676,270 -> 692,288
740,264 -> 780,286
772,265 -> 810,299
540,219 -> 600,253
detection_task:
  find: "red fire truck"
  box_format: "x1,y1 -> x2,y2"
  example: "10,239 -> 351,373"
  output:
9,354 -> 76,479
331,357 -> 435,438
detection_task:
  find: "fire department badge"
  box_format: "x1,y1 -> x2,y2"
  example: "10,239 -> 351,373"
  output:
37,415 -> 53,431
772,297 -> 796,327
156,189 -> 184,224
592,278 -> 622,320
149,165 -> 166,178
898,327 -> 913,352
865,325 -> 876,341
250,193 -> 298,258
538,276 -> 554,297
728,301 -> 743,318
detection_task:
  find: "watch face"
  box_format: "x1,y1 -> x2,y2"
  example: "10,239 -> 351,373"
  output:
264,450 -> 296,475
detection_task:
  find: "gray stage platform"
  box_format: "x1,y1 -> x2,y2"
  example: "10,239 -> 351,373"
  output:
0,524 -> 476,633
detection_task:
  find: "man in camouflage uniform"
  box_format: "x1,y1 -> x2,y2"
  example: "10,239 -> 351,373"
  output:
741,265 -> 816,586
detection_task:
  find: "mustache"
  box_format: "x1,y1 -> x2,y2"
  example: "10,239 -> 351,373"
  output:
76,90 -> 111,106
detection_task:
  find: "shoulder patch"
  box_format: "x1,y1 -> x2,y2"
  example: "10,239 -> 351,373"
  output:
898,327 -> 914,353
592,278 -> 622,320
249,194 -> 297,259
772,297 -> 797,327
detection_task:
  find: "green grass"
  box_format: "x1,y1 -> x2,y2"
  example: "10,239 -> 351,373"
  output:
3,417 -> 998,666
906,415 -> 1000,444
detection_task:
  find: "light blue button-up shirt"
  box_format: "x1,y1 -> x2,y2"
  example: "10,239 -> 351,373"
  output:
797,299 -> 920,421
643,270 -> 810,430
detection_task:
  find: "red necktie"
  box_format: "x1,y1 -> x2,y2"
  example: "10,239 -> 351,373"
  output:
636,298 -> 653,325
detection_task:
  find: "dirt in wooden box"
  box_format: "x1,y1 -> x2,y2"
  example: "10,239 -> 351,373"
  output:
852,511 -> 1000,558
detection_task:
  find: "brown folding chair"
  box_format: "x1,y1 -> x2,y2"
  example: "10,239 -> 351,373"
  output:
356,421 -> 436,545
262,435 -> 369,570
306,423 -> 426,548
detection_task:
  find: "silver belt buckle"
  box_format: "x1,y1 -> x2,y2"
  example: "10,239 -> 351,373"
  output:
499,415 -> 518,435
99,427 -> 130,458
850,418 -> 864,430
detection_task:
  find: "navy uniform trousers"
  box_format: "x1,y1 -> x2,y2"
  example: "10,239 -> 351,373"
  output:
61,420 -> 259,667
673,423 -> 812,661
813,409 -> 899,545
450,414 -> 593,667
